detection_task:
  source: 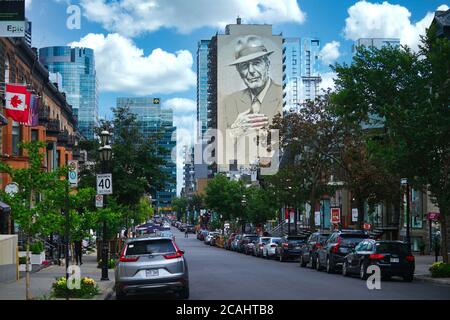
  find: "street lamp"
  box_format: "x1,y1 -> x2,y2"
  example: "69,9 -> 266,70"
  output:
401,178 -> 411,250
99,130 -> 112,281
241,195 -> 247,234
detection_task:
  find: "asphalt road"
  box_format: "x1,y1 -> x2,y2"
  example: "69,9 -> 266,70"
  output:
110,227 -> 450,300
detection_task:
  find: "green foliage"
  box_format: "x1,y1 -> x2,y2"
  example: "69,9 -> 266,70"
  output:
245,186 -> 278,225
97,258 -> 117,269
19,256 -> 28,264
172,197 -> 188,221
30,241 -> 44,254
429,262 -> 450,278
51,277 -> 100,299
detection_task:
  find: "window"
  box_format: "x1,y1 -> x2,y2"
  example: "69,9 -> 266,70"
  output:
12,121 -> 21,156
31,129 -> 39,142
4,57 -> 10,83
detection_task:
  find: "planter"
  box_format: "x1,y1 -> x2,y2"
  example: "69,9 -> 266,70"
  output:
19,264 -> 32,271
30,252 -> 45,265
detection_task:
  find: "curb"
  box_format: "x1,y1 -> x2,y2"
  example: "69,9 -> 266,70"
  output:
414,275 -> 450,286
96,282 -> 115,300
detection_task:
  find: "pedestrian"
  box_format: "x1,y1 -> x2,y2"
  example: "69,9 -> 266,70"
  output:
185,228 -> 189,238
74,240 -> 83,265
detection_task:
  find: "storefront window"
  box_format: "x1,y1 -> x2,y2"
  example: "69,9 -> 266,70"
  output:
411,189 -> 423,229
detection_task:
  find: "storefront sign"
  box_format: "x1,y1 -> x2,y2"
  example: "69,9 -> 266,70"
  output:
0,0 -> 25,37
352,208 -> 358,222
331,208 -> 340,224
427,212 -> 440,221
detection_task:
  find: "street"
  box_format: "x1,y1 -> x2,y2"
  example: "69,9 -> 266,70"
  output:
109,228 -> 450,300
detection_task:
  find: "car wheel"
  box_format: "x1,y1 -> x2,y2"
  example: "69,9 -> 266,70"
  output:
279,254 -> 284,262
403,273 -> 413,282
300,255 -> 307,267
179,286 -> 190,299
316,256 -> 322,271
326,257 -> 334,274
360,263 -> 368,280
115,287 -> 125,300
342,261 -> 349,277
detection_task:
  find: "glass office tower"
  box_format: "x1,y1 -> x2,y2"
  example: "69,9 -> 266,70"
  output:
283,38 -> 322,110
116,97 -> 177,212
197,40 -> 210,139
39,46 -> 99,139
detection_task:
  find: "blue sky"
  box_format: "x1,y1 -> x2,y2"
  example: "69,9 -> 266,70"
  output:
25,0 -> 449,193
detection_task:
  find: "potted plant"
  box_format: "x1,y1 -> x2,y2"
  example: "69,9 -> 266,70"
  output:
19,255 -> 32,272
30,241 -> 45,265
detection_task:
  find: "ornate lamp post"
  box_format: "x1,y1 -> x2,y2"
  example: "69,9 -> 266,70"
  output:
99,130 -> 112,281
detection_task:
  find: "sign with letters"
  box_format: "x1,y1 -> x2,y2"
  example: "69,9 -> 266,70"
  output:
95,195 -> 103,208
96,174 -> 112,195
331,208 -> 341,224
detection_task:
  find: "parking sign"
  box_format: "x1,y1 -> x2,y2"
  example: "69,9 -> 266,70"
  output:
68,160 -> 78,187
96,174 -> 112,195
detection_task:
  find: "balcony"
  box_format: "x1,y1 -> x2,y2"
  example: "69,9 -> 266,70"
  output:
57,130 -> 69,143
46,119 -> 61,135
66,135 -> 76,147
38,105 -> 50,123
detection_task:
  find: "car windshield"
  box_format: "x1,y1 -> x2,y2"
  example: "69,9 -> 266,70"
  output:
319,234 -> 330,242
288,238 -> 306,245
260,238 -> 270,244
340,234 -> 367,246
272,238 -> 281,244
125,239 -> 175,255
375,242 -> 410,255
245,236 -> 259,241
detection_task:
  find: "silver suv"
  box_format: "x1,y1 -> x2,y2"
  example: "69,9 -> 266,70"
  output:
115,237 -> 189,299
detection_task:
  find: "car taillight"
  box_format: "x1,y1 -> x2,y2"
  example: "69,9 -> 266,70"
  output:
405,255 -> 415,262
119,255 -> 140,262
271,244 -> 277,247
163,251 -> 184,259
331,237 -> 341,253
283,243 -> 289,248
315,243 -> 322,249
369,254 -> 385,260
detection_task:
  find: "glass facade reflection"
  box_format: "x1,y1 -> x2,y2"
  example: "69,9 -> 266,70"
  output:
39,46 -> 99,139
197,40 -> 210,139
116,97 -> 177,211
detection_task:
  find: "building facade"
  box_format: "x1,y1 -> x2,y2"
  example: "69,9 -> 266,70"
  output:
197,40 -> 210,140
116,97 -> 177,213
39,46 -> 98,140
0,37 -> 79,234
283,37 -> 322,110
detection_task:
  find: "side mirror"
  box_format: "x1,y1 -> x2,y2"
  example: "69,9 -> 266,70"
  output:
179,250 -> 185,255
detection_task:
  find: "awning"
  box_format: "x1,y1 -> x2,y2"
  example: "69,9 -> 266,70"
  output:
0,201 -> 11,213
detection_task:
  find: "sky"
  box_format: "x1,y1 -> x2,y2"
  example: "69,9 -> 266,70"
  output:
24,0 -> 449,194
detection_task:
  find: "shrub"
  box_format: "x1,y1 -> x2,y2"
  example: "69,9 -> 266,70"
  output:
30,242 -> 44,254
429,262 -> 450,278
51,277 -> 100,299
19,256 -> 28,264
97,258 -> 116,269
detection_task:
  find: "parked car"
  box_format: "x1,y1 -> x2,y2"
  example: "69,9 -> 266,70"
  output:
204,232 -> 219,245
254,237 -> 271,257
224,233 -> 236,250
115,236 -> 189,299
276,235 -> 308,262
237,234 -> 259,253
197,229 -> 208,241
262,237 -> 282,259
231,235 -> 242,251
316,230 -> 368,273
186,225 -> 196,234
299,232 -> 331,268
342,240 -> 415,281
179,223 -> 187,232
243,237 -> 259,255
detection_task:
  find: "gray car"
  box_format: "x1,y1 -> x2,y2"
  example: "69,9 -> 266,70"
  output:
115,236 -> 189,299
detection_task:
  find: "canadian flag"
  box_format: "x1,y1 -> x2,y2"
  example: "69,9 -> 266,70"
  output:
5,84 -> 31,123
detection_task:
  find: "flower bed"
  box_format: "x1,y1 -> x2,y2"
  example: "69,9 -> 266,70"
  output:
51,277 -> 100,299
429,262 -> 450,278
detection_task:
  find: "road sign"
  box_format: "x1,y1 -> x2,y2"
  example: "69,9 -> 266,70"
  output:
68,160 -> 78,186
364,223 -> 372,230
96,174 -> 112,195
352,208 -> 358,222
427,212 -> 440,221
314,211 -> 321,226
95,195 -> 103,208
331,208 -> 341,224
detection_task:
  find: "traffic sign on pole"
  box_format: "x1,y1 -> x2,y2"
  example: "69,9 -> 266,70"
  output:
68,160 -> 78,187
95,195 -> 104,208
96,174 -> 113,195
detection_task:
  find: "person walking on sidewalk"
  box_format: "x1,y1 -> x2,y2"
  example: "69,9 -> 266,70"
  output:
185,228 -> 189,238
74,240 -> 83,265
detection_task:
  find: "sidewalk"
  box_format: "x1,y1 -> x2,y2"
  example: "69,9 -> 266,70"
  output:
414,254 -> 450,286
0,252 -> 115,300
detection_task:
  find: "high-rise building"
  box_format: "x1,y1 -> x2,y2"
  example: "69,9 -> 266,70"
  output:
25,19 -> 32,47
181,145 -> 195,197
39,46 -> 99,140
197,40 -> 210,139
283,37 -> 322,110
116,97 -> 177,212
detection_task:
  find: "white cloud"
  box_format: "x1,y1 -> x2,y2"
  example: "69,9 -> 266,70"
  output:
69,33 -> 196,95
320,41 -> 341,66
343,1 -> 447,52
437,4 -> 449,11
79,0 -> 306,37
319,72 -> 337,93
25,0 -> 32,9
164,98 -> 196,115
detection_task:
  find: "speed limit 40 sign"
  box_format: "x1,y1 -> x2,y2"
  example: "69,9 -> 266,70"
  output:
96,174 -> 113,195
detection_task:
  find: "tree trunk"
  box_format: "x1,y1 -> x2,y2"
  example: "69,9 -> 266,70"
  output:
356,198 -> 365,231
441,210 -> 448,263
26,234 -> 31,300
309,196 -> 317,230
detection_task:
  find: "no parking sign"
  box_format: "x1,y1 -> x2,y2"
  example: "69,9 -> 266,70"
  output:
68,160 -> 78,187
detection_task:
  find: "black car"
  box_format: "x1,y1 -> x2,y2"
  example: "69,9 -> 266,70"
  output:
185,225 -> 196,234
342,240 -> 415,281
276,235 -> 308,262
238,234 -> 259,253
316,230 -> 368,273
299,232 -> 331,268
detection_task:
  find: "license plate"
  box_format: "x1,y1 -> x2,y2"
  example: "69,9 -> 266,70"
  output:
146,269 -> 159,277
295,246 -> 301,250
390,258 -> 399,263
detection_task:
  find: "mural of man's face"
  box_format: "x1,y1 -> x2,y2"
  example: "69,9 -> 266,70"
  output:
236,56 -> 270,93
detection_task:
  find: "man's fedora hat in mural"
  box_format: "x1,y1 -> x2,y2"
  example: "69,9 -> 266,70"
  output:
229,35 -> 274,66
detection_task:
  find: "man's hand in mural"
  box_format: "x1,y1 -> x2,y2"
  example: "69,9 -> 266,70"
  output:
229,109 -> 269,138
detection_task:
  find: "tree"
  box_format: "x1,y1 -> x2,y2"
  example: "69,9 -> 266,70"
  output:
331,29 -> 450,260
245,186 -> 278,226
172,197 -> 188,222
0,142 -> 66,299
